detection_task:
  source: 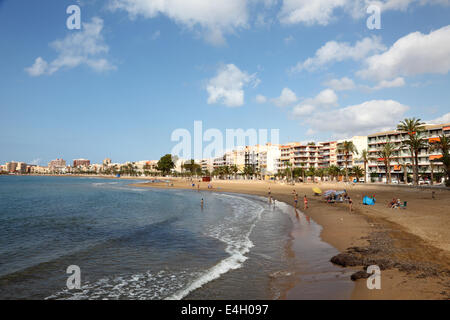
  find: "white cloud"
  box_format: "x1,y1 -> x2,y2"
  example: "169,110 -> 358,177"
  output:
108,0 -> 248,45
255,94 -> 267,103
206,64 -> 258,107
279,0 -> 347,26
272,88 -> 298,107
371,77 -> 405,90
305,100 -> 409,137
26,57 -> 49,77
292,104 -> 316,117
279,0 -> 450,26
292,89 -> 338,117
323,77 -> 355,91
25,17 -> 115,76
291,36 -> 386,72
358,25 -> 450,80
427,112 -> 450,124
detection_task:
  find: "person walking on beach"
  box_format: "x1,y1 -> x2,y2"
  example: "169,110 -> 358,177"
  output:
348,196 -> 353,212
197,183 -> 200,192
303,195 -> 308,210
201,198 -> 204,209
294,194 -> 298,208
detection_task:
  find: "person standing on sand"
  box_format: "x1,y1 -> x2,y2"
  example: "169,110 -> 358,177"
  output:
348,197 -> 353,212
197,183 -> 200,192
294,194 -> 298,208
303,195 -> 308,210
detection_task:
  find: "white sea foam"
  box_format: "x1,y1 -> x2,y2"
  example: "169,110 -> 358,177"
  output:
92,182 -> 118,186
47,193 -> 266,300
166,193 -> 264,300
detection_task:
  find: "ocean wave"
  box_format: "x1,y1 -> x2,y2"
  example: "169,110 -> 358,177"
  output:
167,193 -> 264,300
46,270 -> 199,300
92,182 -> 118,186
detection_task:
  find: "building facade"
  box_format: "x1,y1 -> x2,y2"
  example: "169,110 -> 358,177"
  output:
367,123 -> 450,182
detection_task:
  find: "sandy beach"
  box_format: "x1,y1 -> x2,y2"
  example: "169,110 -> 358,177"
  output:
130,177 -> 450,300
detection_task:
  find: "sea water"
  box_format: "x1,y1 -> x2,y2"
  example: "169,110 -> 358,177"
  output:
0,176 -> 352,300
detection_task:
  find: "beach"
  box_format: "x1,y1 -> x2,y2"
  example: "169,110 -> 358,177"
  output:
131,178 -> 450,300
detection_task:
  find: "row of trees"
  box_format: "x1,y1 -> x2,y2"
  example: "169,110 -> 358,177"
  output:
276,164 -> 365,182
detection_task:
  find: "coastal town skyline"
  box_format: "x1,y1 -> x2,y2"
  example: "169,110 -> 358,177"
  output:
2,1 -> 450,165
3,119 -> 449,186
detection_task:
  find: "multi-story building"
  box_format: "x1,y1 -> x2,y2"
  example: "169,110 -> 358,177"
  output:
73,159 -> 90,168
103,158 -> 112,166
48,158 -> 66,173
16,162 -> 28,174
318,141 -> 338,168
200,158 -> 214,173
367,123 -> 450,182
336,136 -> 368,172
6,162 -> 18,173
277,142 -> 323,171
30,165 -> 50,174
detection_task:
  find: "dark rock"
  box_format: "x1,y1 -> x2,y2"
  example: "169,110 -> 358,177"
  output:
330,253 -> 363,267
351,270 -> 370,281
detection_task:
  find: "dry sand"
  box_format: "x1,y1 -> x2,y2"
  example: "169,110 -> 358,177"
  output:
131,178 -> 450,300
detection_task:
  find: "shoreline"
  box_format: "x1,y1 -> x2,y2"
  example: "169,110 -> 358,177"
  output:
3,175 -> 449,299
130,178 -> 450,300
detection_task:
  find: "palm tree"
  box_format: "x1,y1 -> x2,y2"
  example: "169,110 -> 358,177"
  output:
360,149 -> 369,183
377,142 -> 396,184
284,162 -> 293,182
429,134 -> 450,186
338,141 -> 359,182
328,165 -> 341,181
243,165 -> 255,180
230,165 -> 238,179
316,168 -> 325,181
306,166 -> 316,182
397,118 -> 426,185
352,166 -> 365,182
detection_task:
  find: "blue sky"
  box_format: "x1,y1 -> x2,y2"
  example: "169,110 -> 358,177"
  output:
1,0 -> 450,165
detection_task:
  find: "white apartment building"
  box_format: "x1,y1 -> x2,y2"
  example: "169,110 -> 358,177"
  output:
367,123 -> 450,182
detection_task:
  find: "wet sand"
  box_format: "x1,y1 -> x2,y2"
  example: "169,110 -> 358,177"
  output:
131,178 -> 450,300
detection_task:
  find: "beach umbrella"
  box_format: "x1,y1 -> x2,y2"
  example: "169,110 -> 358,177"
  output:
312,187 -> 322,195
323,190 -> 336,197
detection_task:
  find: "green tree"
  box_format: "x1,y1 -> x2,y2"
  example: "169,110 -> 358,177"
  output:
183,159 -> 201,176
306,166 -> 316,181
292,167 -> 304,181
338,141 -> 359,182
360,149 -> 369,183
157,154 -> 175,175
429,135 -> 450,186
377,142 -> 396,184
243,165 -> 255,179
328,165 -> 341,181
397,118 -> 426,185
352,166 -> 365,182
